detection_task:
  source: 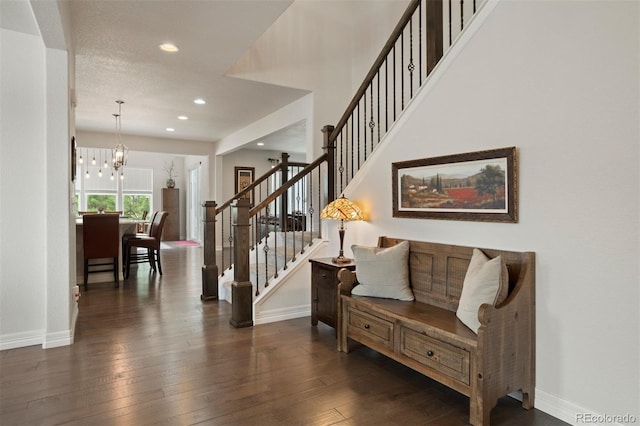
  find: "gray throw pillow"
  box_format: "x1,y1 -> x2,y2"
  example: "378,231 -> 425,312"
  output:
351,240 -> 414,301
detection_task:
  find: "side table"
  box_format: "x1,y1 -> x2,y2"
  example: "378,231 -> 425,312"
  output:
309,257 -> 356,329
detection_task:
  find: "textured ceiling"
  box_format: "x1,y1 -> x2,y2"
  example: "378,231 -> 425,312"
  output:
68,0 -> 309,149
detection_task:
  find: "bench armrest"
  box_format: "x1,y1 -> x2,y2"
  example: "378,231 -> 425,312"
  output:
337,268 -> 358,294
336,268 -> 358,353
475,252 -> 536,412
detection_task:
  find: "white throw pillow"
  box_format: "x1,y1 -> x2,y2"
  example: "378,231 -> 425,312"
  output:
351,240 -> 414,301
456,248 -> 508,333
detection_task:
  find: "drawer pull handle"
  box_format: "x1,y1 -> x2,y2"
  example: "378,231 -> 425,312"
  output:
321,273 -> 327,278
364,324 -> 370,329
427,350 -> 434,357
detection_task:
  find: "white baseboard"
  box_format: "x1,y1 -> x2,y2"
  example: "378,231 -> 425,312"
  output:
0,329 -> 44,351
535,388 -> 632,426
536,388 -> 585,425
43,329 -> 73,349
70,303 -> 79,344
254,304 -> 310,325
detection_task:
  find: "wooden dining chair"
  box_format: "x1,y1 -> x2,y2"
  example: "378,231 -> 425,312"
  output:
124,211 -> 169,279
82,213 -> 120,291
122,211 -> 158,275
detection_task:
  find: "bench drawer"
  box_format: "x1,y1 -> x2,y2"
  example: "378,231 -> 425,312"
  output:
400,326 -> 470,385
347,307 -> 393,349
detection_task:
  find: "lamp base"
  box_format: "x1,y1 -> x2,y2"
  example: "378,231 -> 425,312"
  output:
331,256 -> 352,264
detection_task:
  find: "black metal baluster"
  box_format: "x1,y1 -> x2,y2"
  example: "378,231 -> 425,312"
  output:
228,208 -> 233,268
449,0 -> 452,45
393,45 -> 397,121
357,103 -> 360,169
377,72 -> 381,144
419,0 -> 423,85
263,221 -> 270,289
283,186 -> 289,271
301,173 -> 307,251
369,83 -> 375,153
350,114 -> 354,181
461,0 -> 464,31
363,90 -> 367,161
309,168 -> 315,240
290,179 -> 296,263
408,16 -> 414,98
385,57 -> 389,132
254,215 -> 260,296
339,131 -> 345,194
401,31 -> 404,112
273,214 -> 278,279
220,210 -> 225,276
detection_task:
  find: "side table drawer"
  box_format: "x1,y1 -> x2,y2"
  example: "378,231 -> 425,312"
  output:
347,307 -> 393,349
400,326 -> 470,385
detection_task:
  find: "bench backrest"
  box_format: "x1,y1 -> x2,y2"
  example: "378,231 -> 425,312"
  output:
378,237 -> 535,312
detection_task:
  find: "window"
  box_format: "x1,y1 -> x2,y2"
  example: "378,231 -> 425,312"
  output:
84,165 -> 118,211
75,161 -> 153,217
122,168 -> 153,219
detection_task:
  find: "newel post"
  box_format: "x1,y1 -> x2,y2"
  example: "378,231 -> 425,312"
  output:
322,125 -> 336,204
230,198 -> 253,328
201,201 -> 218,301
279,152 -> 290,230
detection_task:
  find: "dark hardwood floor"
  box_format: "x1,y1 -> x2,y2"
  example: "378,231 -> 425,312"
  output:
1,243 -> 566,425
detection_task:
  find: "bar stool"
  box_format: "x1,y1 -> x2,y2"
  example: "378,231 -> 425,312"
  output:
124,211 -> 168,278
82,213 -> 120,291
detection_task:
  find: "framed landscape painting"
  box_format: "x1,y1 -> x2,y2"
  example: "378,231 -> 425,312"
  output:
392,147 -> 517,222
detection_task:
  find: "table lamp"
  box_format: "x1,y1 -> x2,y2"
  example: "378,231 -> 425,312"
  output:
320,196 -> 364,264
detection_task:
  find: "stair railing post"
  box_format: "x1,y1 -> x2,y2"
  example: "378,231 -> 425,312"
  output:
230,198 -> 253,328
201,201 -> 218,301
322,125 -> 336,204
426,0 -> 444,75
279,152 -> 290,229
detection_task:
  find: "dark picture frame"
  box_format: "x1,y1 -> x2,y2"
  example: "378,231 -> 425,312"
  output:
392,147 -> 517,222
234,166 -> 255,204
71,136 -> 77,182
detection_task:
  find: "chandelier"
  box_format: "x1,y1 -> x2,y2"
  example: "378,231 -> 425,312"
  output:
112,100 -> 128,171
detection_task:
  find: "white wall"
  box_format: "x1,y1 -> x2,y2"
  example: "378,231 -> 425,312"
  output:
0,29 -> 47,348
0,26 -> 72,349
227,1 -> 409,157
339,1 -> 639,423
44,47 -> 73,348
216,94 -> 313,160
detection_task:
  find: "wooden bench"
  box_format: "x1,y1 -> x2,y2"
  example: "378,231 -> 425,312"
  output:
337,237 -> 535,426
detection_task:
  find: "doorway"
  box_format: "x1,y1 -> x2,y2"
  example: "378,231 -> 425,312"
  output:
188,165 -> 202,242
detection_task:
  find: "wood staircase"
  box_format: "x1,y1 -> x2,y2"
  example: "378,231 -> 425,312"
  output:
201,0 -> 485,327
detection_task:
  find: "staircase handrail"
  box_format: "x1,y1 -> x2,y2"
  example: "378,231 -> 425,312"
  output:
217,160 -> 294,213
250,154 -> 327,217
330,0 -> 421,140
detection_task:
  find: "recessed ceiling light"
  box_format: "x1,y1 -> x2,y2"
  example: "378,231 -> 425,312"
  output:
194,98 -> 206,105
177,115 -> 188,120
166,127 -> 175,132
257,142 -> 265,146
159,43 -> 179,52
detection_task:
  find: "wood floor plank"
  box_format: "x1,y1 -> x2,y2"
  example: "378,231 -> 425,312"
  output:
1,244 -> 567,426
